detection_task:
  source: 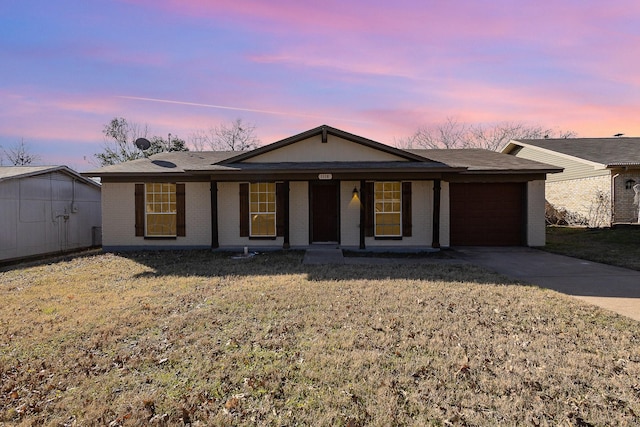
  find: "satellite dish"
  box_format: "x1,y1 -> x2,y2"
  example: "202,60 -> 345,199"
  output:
135,138 -> 151,150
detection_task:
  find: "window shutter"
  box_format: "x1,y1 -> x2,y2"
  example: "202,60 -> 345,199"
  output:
364,181 -> 374,237
176,183 -> 186,236
276,182 -> 285,237
135,183 -> 145,236
402,181 -> 412,237
239,183 -> 249,237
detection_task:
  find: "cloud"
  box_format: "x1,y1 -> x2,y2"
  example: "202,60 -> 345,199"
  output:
116,95 -> 372,124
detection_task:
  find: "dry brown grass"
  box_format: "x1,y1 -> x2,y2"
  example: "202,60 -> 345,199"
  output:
1,250 -> 639,426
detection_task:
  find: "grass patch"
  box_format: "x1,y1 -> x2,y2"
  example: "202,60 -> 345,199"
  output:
545,226 -> 640,270
1,250 -> 639,425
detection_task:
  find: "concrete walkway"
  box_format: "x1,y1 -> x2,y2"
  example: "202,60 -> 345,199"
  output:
453,247 -> 640,322
302,246 -> 640,322
303,247 -> 345,265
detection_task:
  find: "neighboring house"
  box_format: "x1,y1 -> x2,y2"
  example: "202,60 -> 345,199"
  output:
502,138 -> 640,227
0,166 -> 102,262
84,125 -> 560,250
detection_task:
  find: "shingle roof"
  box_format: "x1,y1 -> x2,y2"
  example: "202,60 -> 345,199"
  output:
408,149 -> 562,172
0,166 -> 56,180
84,148 -> 559,177
83,126 -> 562,178
510,138 -> 640,167
84,151 -> 240,175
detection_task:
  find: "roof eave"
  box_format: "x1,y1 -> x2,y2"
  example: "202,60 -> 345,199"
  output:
81,171 -> 186,179
507,140 -> 607,169
460,168 -> 562,175
186,166 -> 467,175
606,163 -> 640,168
1,166 -> 102,188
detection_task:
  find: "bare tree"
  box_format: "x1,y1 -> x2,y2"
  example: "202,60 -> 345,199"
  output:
397,117 -> 576,151
397,117 -> 471,149
94,117 -> 188,166
190,118 -> 260,151
469,122 -> 576,151
94,117 -> 148,166
3,139 -> 40,165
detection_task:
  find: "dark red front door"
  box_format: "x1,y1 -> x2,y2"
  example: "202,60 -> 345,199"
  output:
310,182 -> 339,243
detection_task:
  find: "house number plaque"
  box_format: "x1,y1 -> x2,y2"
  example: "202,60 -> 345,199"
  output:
318,174 -> 332,180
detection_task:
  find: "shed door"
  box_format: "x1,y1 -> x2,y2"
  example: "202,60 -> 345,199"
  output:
449,182 -> 525,246
310,181 -> 339,243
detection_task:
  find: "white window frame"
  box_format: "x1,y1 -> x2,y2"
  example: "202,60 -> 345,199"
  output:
145,183 -> 177,237
374,181 -> 402,237
249,182 -> 276,237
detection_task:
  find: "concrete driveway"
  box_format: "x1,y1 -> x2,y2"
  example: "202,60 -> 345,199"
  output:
453,247 -> 640,322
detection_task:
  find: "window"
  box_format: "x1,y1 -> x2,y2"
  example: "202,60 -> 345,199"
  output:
249,182 -> 276,237
135,183 -> 185,238
374,181 -> 401,237
239,182 -> 285,239
145,183 -> 177,236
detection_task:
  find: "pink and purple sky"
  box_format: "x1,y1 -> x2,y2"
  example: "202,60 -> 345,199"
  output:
2,0 -> 639,171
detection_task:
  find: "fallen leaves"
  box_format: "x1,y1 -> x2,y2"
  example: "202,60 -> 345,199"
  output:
1,250 -> 639,426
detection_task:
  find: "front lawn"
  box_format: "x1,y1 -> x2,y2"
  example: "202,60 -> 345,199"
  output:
545,225 -> 640,270
1,251 -> 639,425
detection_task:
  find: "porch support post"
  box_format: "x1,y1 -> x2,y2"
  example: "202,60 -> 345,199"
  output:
359,179 -> 366,249
283,180 -> 290,249
432,179 -> 441,249
211,180 -> 219,249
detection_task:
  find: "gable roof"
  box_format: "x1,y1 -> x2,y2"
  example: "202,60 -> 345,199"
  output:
503,138 -> 640,168
83,125 -> 561,178
0,165 -> 101,188
220,124 -> 430,164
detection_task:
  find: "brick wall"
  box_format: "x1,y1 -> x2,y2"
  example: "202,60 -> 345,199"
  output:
546,175 -> 611,227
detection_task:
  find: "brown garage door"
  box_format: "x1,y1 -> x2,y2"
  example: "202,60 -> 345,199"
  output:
449,182 -> 525,246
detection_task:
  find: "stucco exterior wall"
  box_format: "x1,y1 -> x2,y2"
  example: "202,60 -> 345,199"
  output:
1,172 -> 101,261
244,135 -> 407,163
102,181 -> 211,249
527,180 -> 546,246
612,172 -> 640,223
546,175 -> 612,227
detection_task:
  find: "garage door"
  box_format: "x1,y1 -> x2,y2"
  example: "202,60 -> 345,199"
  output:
449,182 -> 525,246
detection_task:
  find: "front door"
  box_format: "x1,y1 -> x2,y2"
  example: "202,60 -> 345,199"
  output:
310,181 -> 339,243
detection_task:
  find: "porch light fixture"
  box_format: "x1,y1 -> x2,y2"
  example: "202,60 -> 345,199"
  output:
352,187 -> 359,198
626,179 -> 636,190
